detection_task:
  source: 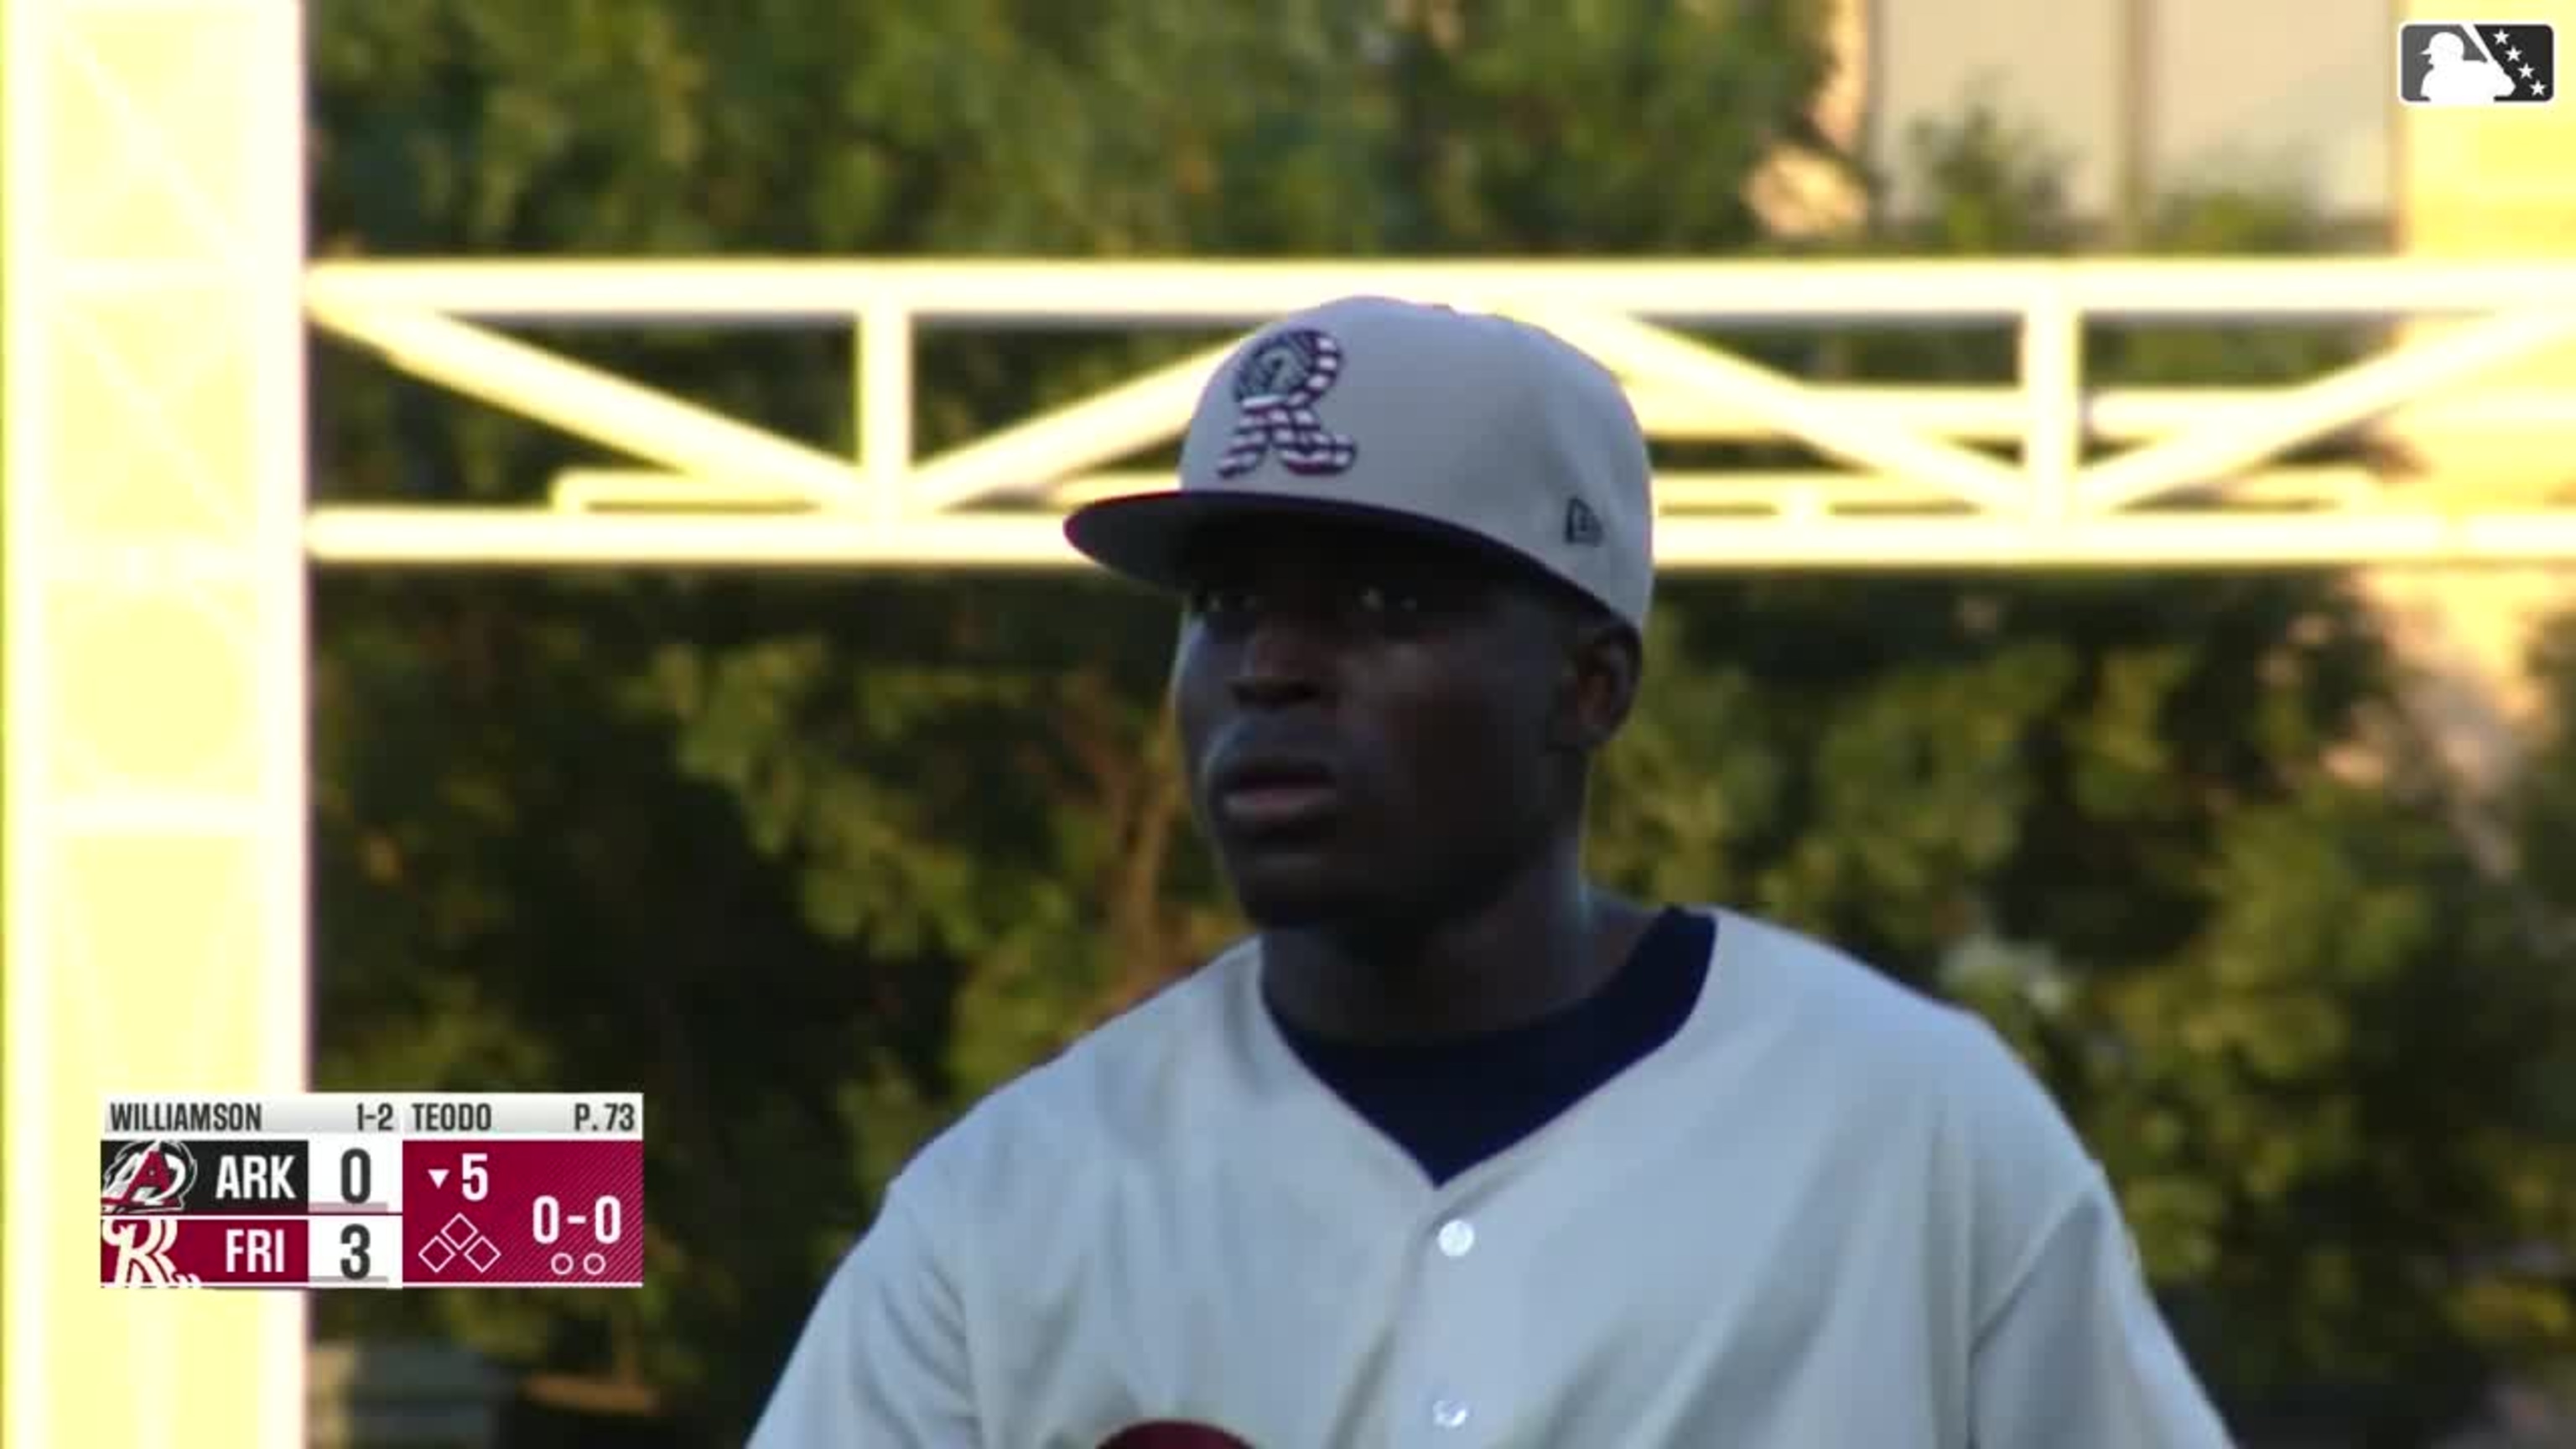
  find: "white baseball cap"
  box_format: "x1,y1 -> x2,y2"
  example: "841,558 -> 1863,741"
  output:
1062,295 -> 1656,629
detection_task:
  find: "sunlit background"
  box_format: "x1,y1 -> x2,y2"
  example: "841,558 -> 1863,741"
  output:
8,0 -> 2576,1445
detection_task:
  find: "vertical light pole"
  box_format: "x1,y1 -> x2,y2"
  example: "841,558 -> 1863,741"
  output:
3,3 -> 311,1446
2116,0 -> 2156,243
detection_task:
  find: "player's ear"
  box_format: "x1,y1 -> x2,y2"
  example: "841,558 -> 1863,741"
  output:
1547,606 -> 1642,753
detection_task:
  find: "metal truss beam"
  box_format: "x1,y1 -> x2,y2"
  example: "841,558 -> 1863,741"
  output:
303,258 -> 2576,571
302,501 -> 2576,572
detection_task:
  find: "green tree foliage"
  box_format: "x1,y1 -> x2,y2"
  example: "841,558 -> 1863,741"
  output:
309,8 -> 1846,1432
306,5 -> 2575,1441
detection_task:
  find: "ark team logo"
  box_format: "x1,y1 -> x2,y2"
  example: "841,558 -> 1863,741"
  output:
2398,22 -> 2554,105
1213,328 -> 1359,480
100,1138 -> 200,1215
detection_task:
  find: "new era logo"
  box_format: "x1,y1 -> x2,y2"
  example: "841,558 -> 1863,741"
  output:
1565,497 -> 1603,546
2399,22 -> 2554,105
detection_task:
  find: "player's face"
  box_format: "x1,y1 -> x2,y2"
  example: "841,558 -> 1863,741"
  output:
1171,517 -> 1577,930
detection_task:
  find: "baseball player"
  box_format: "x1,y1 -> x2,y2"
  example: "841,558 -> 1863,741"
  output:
750,298 -> 2233,1446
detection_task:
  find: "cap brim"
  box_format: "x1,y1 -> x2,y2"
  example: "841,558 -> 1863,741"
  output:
1062,490 -> 1539,595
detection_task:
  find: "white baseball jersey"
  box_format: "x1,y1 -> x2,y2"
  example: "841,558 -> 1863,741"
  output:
751,908 -> 2233,1447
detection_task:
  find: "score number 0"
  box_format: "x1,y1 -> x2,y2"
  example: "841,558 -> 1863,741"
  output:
331,1144 -> 387,1282
330,1151 -> 493,1283
534,1193 -> 625,1246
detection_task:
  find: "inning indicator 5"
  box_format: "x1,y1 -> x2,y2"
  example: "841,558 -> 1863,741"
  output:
406,1139 -> 644,1286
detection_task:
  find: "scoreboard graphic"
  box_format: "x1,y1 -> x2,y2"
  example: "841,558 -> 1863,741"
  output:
98,1093 -> 644,1290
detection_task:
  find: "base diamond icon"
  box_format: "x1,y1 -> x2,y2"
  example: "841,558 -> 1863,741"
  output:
439,1213 -> 477,1250
464,1235 -> 501,1272
417,1238 -> 456,1272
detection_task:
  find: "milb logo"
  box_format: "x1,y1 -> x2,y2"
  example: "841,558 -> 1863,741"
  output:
2398,22 -> 2555,105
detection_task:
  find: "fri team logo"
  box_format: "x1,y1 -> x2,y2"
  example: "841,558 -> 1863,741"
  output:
100,1217 -> 203,1286
99,1138 -> 200,1215
2398,22 -> 2555,105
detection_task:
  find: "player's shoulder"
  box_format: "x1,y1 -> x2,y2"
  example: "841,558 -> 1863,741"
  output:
1706,906 -> 1997,1057
886,938 -> 1265,1204
1699,906 -> 2070,1135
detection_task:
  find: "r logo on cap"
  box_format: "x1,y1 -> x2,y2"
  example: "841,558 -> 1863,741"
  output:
1214,328 -> 1359,480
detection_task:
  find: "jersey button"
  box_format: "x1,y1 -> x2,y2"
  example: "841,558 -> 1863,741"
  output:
1431,1397 -> 1472,1430
1436,1218 -> 1476,1258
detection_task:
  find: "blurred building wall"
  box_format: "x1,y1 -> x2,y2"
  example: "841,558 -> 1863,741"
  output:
1815,0 -> 2576,790
2375,0 -> 2576,789
1862,0 -> 2396,228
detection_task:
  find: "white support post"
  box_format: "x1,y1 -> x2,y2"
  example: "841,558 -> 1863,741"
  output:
858,299 -> 912,522
2021,284 -> 2085,522
6,3 -> 309,1446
